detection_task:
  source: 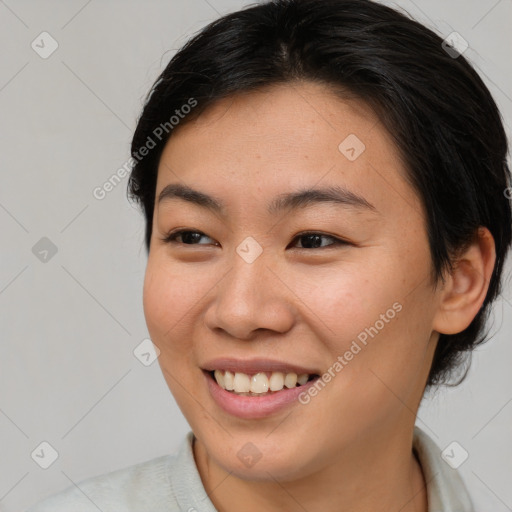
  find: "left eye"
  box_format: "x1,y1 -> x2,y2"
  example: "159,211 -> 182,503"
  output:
161,230 -> 348,249
290,232 -> 347,249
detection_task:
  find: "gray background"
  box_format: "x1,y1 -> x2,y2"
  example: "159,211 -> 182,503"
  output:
0,0 -> 510,510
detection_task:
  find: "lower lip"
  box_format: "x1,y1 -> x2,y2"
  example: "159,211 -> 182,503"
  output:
204,371 -> 319,419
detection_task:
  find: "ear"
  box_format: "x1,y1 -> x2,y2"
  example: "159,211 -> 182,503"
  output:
433,227 -> 496,335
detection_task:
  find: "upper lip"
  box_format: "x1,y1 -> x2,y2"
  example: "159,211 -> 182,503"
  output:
201,358 -> 320,375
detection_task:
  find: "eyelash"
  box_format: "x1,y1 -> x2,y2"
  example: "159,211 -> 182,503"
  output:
161,229 -> 350,249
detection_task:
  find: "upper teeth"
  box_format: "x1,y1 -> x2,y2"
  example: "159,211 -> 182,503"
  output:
214,370 -> 310,394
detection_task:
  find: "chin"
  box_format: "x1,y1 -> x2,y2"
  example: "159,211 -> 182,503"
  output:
200,432 -> 320,483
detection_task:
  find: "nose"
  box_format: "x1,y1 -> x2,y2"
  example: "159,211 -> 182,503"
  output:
203,249 -> 296,341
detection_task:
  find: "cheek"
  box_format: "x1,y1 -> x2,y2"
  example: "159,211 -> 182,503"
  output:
300,254 -> 435,379
142,256 -> 208,412
298,275 -> 435,442
142,256 -> 207,359
293,262 -> 398,346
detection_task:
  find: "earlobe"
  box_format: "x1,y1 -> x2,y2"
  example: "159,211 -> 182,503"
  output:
433,227 -> 496,335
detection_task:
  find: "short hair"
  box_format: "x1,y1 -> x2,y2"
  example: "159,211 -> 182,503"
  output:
127,0 -> 512,387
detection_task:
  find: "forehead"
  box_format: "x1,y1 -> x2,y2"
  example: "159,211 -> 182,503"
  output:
156,82 -> 422,222
169,82 -> 380,151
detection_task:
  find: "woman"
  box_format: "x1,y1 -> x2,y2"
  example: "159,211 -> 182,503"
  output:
28,0 -> 511,510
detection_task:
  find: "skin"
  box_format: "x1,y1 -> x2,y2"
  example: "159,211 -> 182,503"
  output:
142,81 -> 495,512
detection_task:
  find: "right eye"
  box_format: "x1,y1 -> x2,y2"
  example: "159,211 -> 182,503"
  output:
161,229 -> 218,246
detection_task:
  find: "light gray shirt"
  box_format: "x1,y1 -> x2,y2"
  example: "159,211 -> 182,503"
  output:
26,427 -> 474,512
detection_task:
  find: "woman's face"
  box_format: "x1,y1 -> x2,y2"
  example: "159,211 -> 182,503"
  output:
143,82 -> 443,481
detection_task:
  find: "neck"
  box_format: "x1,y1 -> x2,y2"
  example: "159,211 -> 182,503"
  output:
193,422 -> 428,512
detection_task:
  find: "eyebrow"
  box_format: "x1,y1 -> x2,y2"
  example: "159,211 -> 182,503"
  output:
157,183 -> 378,215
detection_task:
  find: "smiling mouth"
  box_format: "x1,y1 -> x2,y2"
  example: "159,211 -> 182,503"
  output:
209,369 -> 320,396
